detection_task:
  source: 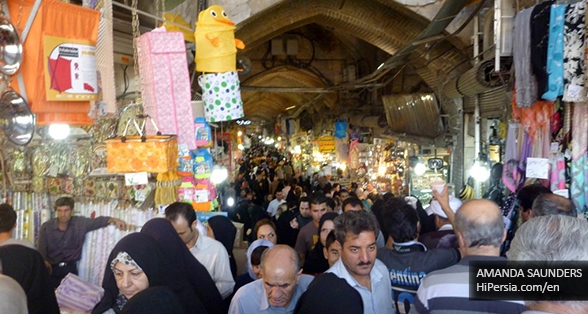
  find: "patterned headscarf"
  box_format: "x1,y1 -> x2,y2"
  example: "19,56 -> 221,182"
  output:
110,251 -> 142,271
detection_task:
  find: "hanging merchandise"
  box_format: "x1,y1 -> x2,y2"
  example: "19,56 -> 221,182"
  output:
193,149 -> 213,179
137,28 -> 197,149
178,176 -> 197,204
194,117 -> 213,147
562,1 -> 586,102
93,0 -> 117,114
334,119 -> 347,139
198,71 -> 244,122
154,170 -> 180,207
513,7 -> 537,108
177,144 -> 193,176
8,0 -> 100,126
571,103 -> 588,213
193,179 -> 215,212
543,3 -> 565,101
530,2 -> 552,97
105,116 -> 178,173
194,5 -> 245,73
195,5 -> 245,122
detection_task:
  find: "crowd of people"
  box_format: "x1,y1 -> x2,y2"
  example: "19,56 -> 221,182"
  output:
0,146 -> 587,314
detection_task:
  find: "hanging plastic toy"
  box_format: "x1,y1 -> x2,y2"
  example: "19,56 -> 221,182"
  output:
195,5 -> 245,122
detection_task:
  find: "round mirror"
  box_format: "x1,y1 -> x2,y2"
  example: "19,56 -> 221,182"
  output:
0,90 -> 34,145
0,16 -> 23,76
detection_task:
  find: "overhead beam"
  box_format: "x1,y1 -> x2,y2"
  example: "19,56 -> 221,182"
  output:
241,86 -> 336,93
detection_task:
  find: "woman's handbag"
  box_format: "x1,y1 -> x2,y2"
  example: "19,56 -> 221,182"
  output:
105,115 -> 178,173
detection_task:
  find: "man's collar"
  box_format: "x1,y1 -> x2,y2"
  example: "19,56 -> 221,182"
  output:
438,224 -> 453,231
330,258 -> 381,289
393,241 -> 427,253
458,255 -> 505,265
192,232 -> 203,250
52,217 -> 74,230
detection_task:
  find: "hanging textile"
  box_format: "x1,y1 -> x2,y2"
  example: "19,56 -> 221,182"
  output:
334,119 -> 348,139
93,0 -> 118,114
512,99 -> 555,141
550,153 -> 566,191
515,132 -> 533,186
531,1 -> 553,96
571,103 -> 588,213
503,123 -> 520,193
514,7 -> 537,108
543,4 -> 566,101
563,1 -> 587,102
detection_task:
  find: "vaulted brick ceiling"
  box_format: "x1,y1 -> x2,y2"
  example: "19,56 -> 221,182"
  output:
235,0 -> 472,123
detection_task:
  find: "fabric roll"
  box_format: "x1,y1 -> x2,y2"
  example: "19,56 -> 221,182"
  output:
531,1 -> 553,96
563,2 -> 586,102
514,7 -> 538,107
543,4 -> 566,101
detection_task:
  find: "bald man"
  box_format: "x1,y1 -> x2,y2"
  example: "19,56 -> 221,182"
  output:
531,193 -> 577,219
412,199 -> 525,314
229,245 -> 314,314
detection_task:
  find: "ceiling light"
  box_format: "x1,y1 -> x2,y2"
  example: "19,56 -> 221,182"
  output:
286,106 -> 296,110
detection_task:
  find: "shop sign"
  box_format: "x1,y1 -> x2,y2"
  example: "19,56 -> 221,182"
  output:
317,135 -> 335,153
43,35 -> 98,101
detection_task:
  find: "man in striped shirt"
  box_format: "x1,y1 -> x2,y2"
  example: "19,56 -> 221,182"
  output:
412,194 -> 525,314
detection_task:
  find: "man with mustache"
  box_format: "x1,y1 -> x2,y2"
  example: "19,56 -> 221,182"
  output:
326,210 -> 394,314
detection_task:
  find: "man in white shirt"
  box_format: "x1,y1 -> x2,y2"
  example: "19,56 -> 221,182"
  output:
266,190 -> 286,218
229,245 -> 314,314
165,202 -> 235,299
326,210 -> 394,314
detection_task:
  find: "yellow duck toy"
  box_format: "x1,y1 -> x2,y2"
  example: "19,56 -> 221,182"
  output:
195,5 -> 245,73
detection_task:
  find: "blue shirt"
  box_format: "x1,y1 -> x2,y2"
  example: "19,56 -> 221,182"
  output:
327,258 -> 395,314
229,274 -> 314,314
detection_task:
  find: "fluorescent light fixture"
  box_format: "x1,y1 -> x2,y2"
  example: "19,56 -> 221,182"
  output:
377,63 -> 385,70
286,106 -> 296,110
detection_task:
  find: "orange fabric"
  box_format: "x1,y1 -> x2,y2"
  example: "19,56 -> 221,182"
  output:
511,89 -> 555,140
8,0 -> 99,125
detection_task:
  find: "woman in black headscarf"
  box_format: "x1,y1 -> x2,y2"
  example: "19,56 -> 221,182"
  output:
140,218 -> 225,314
302,212 -> 339,275
207,215 -> 237,278
0,244 -> 60,314
92,233 -> 206,314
